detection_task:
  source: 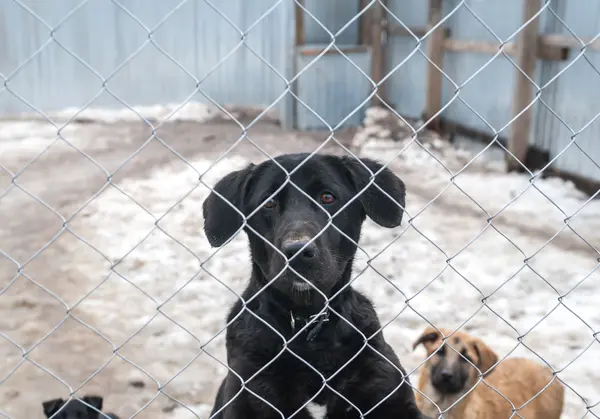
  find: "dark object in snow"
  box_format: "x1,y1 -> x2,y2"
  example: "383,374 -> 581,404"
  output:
42,395 -> 119,419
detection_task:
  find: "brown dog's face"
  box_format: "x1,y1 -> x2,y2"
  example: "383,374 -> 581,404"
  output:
413,328 -> 499,395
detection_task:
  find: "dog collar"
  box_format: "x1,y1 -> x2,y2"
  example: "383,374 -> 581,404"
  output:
290,310 -> 330,342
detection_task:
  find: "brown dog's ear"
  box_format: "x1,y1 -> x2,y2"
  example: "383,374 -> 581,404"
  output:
472,339 -> 498,374
412,328 -> 441,352
42,398 -> 65,418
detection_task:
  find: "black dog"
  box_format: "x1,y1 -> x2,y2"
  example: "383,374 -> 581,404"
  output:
42,395 -> 119,419
203,153 -> 429,419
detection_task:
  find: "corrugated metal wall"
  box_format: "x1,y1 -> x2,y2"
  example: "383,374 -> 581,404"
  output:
0,0 -> 291,115
295,46 -> 371,130
303,0 -> 360,45
294,0 -> 371,130
0,0 -> 369,130
535,0 -> 600,182
385,0 -> 429,119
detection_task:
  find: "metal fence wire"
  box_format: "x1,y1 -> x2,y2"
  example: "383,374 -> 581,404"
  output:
0,0 -> 599,418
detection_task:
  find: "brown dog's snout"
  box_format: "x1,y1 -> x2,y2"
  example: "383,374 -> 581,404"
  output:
439,368 -> 453,381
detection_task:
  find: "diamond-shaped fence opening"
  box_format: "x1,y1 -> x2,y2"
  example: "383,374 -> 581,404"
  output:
1,0 -> 600,418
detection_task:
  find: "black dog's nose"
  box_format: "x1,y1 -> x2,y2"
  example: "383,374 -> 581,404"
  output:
282,240 -> 317,261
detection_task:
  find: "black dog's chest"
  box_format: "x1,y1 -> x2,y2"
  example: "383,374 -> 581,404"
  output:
280,322 -> 360,379
235,307 -> 365,380
258,353 -> 358,418
272,335 -> 363,395
284,339 -> 347,375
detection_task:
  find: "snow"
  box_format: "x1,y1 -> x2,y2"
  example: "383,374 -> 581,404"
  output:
0,103 -> 206,161
5,105 -> 600,418
3,101 -> 224,125
0,101 -> 235,162
49,102 -> 227,125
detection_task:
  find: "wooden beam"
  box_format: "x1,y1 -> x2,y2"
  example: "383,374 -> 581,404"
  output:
386,23 -> 451,39
423,0 -> 445,131
507,0 -> 541,171
439,117 -> 505,146
540,34 -> 600,51
538,37 -> 570,60
543,168 -> 600,197
386,24 -> 569,61
443,38 -> 568,61
439,117 -> 550,173
443,39 -> 516,55
297,45 -> 369,56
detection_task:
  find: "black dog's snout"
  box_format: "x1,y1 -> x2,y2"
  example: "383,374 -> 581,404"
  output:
282,240 -> 318,261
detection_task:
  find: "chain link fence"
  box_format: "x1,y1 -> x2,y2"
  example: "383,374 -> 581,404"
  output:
0,0 -> 599,418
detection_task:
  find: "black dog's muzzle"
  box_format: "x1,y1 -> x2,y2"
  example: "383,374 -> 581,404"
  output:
277,220 -> 323,265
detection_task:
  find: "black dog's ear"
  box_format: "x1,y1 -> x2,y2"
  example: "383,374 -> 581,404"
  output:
42,398 -> 64,418
82,395 -> 103,412
342,156 -> 406,227
203,163 -> 255,247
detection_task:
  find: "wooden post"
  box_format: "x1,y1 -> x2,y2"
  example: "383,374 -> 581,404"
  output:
507,0 -> 541,171
370,0 -> 386,106
359,0 -> 371,45
423,0 -> 445,131
295,0 -> 305,46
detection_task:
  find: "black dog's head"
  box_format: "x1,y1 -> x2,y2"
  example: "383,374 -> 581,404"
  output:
42,396 -> 106,419
203,153 -> 405,307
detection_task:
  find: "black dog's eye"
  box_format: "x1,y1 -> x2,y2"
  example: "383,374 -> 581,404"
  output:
319,192 -> 336,205
263,198 -> 277,209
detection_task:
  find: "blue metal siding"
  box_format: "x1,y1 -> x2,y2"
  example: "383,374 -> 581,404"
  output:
295,46 -> 371,131
303,0 -> 360,45
0,0 -> 290,115
385,0 -> 429,119
439,0 -> 523,136
535,0 -> 600,181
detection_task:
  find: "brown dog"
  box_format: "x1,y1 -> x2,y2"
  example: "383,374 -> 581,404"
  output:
412,327 -> 564,419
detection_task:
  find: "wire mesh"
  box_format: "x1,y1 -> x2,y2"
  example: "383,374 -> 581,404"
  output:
0,0 -> 599,418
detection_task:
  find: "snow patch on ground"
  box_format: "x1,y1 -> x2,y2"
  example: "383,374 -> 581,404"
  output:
66,142 -> 600,418
50,102 -> 222,124
0,102 -> 220,161
1,101 -> 224,125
